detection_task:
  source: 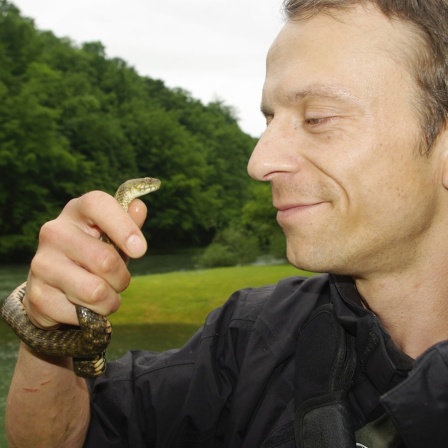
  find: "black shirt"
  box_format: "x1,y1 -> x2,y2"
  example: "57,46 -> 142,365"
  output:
84,274 -> 448,447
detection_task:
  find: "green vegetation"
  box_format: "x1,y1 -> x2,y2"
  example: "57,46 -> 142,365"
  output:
196,223 -> 260,268
0,1 -> 282,263
115,264 -> 309,325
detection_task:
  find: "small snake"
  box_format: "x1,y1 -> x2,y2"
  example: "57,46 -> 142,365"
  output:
1,177 -> 161,378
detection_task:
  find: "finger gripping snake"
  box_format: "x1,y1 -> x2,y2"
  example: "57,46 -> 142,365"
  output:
1,177 -> 161,378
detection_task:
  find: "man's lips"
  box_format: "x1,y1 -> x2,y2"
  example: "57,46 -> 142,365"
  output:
274,201 -> 325,212
274,201 -> 327,221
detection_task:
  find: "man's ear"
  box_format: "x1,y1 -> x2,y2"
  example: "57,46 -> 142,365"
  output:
438,126 -> 448,190
443,154 -> 448,189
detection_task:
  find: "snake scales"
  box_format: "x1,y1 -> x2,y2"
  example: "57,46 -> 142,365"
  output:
1,177 -> 161,378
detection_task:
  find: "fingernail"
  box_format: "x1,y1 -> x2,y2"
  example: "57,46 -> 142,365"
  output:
126,234 -> 146,257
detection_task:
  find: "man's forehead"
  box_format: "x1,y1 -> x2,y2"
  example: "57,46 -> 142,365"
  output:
266,5 -> 422,77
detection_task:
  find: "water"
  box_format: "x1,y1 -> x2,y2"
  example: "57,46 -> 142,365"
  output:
0,250 -> 201,447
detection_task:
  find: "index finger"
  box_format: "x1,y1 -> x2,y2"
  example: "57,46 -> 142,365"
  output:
74,191 -> 147,259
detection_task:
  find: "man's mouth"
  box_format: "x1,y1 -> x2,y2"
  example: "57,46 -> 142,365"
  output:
275,201 -> 327,222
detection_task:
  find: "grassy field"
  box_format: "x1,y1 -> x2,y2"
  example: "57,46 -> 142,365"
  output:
116,264 -> 308,325
0,263 -> 312,446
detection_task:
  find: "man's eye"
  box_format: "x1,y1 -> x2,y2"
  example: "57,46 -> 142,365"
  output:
305,117 -> 331,126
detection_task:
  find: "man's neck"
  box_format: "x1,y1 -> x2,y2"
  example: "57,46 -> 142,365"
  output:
354,263 -> 448,360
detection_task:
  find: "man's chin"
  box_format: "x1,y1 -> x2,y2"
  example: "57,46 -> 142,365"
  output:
286,254 -> 322,274
286,246 -> 341,275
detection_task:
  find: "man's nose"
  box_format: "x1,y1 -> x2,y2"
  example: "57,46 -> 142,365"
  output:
247,120 -> 298,181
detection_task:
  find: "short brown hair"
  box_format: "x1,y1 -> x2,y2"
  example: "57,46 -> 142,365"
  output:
282,0 -> 448,154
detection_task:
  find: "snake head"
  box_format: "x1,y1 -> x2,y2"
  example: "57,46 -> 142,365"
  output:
121,177 -> 161,196
115,177 -> 161,211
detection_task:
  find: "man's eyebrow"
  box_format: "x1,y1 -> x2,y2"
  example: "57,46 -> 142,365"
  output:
289,85 -> 361,106
260,85 -> 361,118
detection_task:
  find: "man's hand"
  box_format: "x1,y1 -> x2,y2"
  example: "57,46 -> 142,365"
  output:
5,191 -> 149,447
23,190 -> 148,330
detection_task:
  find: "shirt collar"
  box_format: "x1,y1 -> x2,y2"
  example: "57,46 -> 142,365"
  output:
330,275 -> 414,426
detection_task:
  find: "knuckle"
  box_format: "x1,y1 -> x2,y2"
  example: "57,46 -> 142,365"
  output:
97,247 -> 120,275
89,279 -> 109,305
29,252 -> 43,276
24,280 -> 44,309
121,271 -> 131,292
94,247 -> 130,292
30,253 -> 58,288
88,279 -> 121,315
23,284 -> 58,329
63,196 -> 80,212
29,254 -> 52,287
78,190 -> 109,213
38,219 -> 58,245
109,294 -> 122,315
114,270 -> 131,295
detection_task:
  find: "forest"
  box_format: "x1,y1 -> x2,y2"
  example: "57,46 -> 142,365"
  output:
0,0 -> 283,264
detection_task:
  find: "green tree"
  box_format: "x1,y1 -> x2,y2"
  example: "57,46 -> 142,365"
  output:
242,182 -> 286,258
0,1 -> 258,260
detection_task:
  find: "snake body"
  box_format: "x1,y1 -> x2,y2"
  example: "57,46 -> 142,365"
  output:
1,177 -> 161,378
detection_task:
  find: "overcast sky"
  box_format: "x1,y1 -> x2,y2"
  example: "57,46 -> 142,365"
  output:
12,0 -> 285,137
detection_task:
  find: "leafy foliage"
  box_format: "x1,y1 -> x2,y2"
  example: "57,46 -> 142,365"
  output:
242,182 -> 286,257
197,223 -> 260,268
0,1 -> 264,261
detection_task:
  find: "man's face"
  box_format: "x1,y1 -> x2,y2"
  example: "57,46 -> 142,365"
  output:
248,5 -> 445,278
